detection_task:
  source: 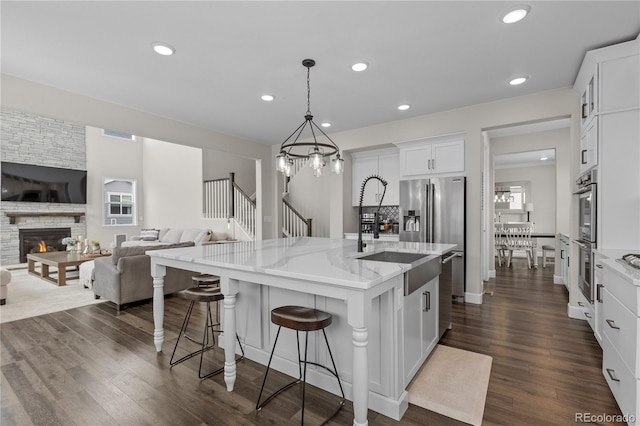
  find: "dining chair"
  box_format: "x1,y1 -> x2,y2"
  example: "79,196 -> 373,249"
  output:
504,223 -> 535,268
494,223 -> 507,267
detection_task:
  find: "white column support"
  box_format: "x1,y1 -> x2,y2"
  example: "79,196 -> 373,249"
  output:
151,261 -> 166,352
221,275 -> 240,391
348,290 -> 372,426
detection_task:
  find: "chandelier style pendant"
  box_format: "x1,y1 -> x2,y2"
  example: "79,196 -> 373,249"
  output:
275,59 -> 344,177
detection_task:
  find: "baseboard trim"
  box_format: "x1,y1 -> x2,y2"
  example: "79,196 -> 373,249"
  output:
465,291 -> 483,304
567,303 -> 586,320
553,274 -> 565,285
489,269 -> 496,278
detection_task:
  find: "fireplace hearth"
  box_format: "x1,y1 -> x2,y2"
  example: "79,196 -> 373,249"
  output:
19,228 -> 71,263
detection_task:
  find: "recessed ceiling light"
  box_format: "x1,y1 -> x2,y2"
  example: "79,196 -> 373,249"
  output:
151,42 -> 175,56
540,156 -> 548,161
321,122 -> 332,128
261,94 -> 274,102
351,62 -> 368,72
509,76 -> 528,86
397,104 -> 411,111
501,5 -> 530,24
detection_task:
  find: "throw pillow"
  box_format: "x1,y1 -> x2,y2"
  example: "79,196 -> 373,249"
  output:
140,229 -> 159,241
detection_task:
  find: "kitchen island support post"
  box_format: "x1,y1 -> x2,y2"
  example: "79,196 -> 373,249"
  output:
153,265 -> 166,352
349,291 -> 371,426
222,275 -> 239,391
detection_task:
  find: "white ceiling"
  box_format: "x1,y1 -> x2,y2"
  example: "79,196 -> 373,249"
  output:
494,148 -> 556,169
2,1 -> 639,146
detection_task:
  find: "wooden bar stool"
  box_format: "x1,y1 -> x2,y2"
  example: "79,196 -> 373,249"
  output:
542,245 -> 555,268
256,305 -> 345,425
170,286 -> 244,379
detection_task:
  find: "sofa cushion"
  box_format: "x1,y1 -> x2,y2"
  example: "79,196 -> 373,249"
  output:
111,241 -> 194,264
158,228 -> 170,240
180,228 -> 211,244
160,229 -> 183,243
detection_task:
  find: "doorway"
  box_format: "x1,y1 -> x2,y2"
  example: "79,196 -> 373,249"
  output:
482,118 -> 571,278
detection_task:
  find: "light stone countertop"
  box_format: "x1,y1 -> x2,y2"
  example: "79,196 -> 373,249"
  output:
147,236 -> 456,290
596,248 -> 640,286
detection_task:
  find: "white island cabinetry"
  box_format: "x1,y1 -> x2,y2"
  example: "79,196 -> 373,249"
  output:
403,277 -> 438,386
148,237 -> 456,424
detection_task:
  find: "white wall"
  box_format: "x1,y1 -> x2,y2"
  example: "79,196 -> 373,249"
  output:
287,165 -> 332,237
203,148 -> 256,196
86,126 -> 144,247
142,138 -> 205,229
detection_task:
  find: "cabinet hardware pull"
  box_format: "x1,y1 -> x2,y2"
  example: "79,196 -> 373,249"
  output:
578,301 -> 584,307
582,103 -> 588,119
581,149 -> 587,164
584,312 -> 592,319
606,319 -> 620,330
597,284 -> 604,303
561,249 -> 565,259
596,264 -> 602,269
568,256 -> 570,267
606,368 -> 620,382
432,159 -> 435,170
423,291 -> 431,312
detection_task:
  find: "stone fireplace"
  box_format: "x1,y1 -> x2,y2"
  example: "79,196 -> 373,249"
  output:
1,108 -> 87,265
19,228 -> 70,263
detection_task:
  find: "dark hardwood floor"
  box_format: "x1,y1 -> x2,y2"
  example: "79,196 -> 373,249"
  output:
1,258 -> 622,425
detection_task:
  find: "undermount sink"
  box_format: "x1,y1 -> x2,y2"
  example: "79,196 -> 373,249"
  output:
357,251 -> 441,295
357,251 -> 430,264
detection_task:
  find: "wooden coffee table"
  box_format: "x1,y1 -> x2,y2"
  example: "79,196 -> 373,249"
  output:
27,251 -> 110,286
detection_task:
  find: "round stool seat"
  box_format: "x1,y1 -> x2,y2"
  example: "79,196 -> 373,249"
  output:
271,305 -> 332,332
192,274 -> 220,287
542,245 -> 555,251
178,286 -> 224,303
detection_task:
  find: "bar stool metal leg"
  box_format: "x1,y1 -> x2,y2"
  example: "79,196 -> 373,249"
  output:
256,326 -> 346,425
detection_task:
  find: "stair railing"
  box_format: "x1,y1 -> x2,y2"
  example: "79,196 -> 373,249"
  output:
282,198 -> 312,237
203,173 -> 256,238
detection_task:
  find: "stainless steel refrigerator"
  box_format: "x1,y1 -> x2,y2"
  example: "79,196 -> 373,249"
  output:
399,177 -> 466,302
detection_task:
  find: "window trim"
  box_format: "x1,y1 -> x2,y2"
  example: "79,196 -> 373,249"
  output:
102,129 -> 137,141
103,177 -> 138,227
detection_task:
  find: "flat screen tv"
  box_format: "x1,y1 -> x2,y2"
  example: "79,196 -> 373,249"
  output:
1,161 -> 87,204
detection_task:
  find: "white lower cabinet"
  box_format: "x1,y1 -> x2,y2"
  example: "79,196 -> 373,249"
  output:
403,277 -> 438,386
577,291 -> 595,331
599,259 -> 640,425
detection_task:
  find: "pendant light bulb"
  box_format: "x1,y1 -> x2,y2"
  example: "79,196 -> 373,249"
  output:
276,152 -> 288,172
309,149 -> 323,171
332,154 -> 344,175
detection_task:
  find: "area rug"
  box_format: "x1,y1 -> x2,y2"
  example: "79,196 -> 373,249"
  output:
0,267 -> 106,324
407,344 -> 492,426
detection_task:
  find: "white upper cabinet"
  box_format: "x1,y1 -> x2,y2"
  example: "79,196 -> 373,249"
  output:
600,54 -> 640,112
579,116 -> 598,173
351,147 -> 399,207
395,133 -> 465,179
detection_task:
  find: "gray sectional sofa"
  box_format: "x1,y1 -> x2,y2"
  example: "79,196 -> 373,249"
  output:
93,242 -> 196,312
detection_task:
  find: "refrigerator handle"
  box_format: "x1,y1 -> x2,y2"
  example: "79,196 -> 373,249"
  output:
426,182 -> 434,243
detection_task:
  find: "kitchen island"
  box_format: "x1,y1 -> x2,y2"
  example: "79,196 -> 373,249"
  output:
147,237 -> 455,425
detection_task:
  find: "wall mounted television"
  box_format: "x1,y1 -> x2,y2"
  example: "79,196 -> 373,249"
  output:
1,162 -> 87,204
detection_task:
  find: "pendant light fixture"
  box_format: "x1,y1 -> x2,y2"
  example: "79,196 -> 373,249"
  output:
275,59 -> 344,177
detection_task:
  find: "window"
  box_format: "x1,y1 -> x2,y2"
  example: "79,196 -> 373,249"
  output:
103,178 -> 137,226
102,129 -> 136,141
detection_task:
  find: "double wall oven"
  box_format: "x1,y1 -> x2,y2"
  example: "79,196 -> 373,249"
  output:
574,170 -> 597,303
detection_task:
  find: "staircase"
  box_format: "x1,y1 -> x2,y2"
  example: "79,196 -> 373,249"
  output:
204,173 -> 256,238
282,158 -> 312,238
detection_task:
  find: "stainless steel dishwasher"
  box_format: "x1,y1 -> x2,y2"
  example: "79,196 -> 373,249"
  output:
438,251 -> 456,339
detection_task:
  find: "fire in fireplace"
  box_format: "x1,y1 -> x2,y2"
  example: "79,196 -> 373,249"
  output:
19,228 -> 71,263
